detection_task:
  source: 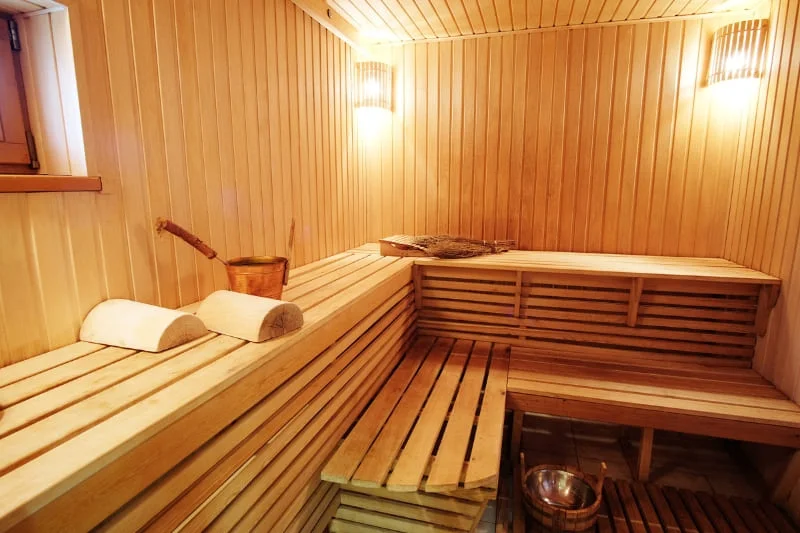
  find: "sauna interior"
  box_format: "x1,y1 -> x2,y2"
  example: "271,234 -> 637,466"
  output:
1,0 -> 800,531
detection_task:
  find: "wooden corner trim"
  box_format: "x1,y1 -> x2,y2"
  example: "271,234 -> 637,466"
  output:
0,175 -> 102,193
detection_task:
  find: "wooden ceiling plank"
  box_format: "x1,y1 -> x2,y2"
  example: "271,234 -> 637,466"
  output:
527,0 -> 542,27
678,0 -> 712,15
428,0 -> 463,36
445,0 -> 476,34
613,0 -> 647,20
494,0 -> 514,31
360,0 -> 414,40
582,0 -> 608,23
476,0 -> 500,32
343,0 -> 404,40
597,0 -> 625,22
569,0 -> 593,25
379,0 -> 429,40
555,0 -> 575,26
412,0 -> 451,37
463,0 -> 488,34
510,0 -> 527,30
662,0 -> 692,17
646,0 -> 677,18
541,0 -> 558,26
628,0 -> 660,19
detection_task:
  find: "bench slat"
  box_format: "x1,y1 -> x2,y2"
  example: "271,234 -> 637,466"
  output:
464,344 -> 509,490
426,341 -> 489,492
387,340 -> 467,492
351,337 -> 451,488
507,377 -> 800,427
321,336 -> 433,485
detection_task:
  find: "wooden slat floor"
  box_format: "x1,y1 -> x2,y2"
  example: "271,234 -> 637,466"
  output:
513,477 -> 799,533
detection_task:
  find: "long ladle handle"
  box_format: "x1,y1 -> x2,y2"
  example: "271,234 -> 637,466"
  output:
156,217 -> 228,266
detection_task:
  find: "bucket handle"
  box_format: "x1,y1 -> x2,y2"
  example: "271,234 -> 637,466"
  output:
156,218 -> 228,266
595,461 -> 608,497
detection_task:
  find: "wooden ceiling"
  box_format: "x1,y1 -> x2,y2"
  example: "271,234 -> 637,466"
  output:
328,0 -> 762,41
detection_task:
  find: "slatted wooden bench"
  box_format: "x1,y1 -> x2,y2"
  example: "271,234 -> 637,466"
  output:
321,336 -> 510,532
0,251 -> 414,532
411,250 -> 790,481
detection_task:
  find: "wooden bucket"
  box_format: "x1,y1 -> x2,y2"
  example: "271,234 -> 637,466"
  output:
520,453 -> 606,532
226,256 -> 289,300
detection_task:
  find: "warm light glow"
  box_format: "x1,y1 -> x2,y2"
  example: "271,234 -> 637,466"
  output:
708,19 -> 769,85
355,61 -> 393,110
709,78 -> 760,111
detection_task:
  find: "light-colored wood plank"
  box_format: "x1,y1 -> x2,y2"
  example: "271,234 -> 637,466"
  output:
350,337 -> 452,487
426,340 -> 486,492
321,336 -> 433,484
386,338 -> 464,491
464,343 -> 509,489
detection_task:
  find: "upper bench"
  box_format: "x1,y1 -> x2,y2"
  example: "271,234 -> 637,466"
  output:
0,251 -> 414,532
406,247 -> 782,365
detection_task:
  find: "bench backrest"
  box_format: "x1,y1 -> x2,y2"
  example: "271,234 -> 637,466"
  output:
415,264 -> 771,367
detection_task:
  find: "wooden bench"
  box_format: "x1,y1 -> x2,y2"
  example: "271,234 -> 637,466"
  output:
321,336 -> 510,532
411,250 -> 792,482
0,250 -> 414,532
508,348 -> 800,478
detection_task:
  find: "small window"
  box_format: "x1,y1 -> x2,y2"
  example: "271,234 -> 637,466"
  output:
0,4 -> 98,193
0,16 -> 35,173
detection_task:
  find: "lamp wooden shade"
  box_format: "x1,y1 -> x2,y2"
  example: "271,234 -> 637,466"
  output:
708,19 -> 769,85
355,61 -> 393,110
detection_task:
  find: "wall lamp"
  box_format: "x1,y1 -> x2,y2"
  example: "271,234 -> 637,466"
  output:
708,19 -> 769,85
355,61 -> 393,111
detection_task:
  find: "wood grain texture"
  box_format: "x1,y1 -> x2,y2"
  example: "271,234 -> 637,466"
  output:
363,17 -> 752,258
0,0 -> 366,366
725,0 -> 800,404
328,0 -> 763,41
0,251 -> 415,532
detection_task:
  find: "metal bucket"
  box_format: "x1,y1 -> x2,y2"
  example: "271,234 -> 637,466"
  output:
226,256 -> 289,300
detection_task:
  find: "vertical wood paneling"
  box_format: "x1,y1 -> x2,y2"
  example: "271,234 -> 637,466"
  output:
0,0 -> 363,365
725,0 -> 800,403
364,17 -> 751,257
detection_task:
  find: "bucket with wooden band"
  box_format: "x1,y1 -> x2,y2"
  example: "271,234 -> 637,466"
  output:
156,217 -> 295,300
520,453 -> 607,532
225,256 -> 289,299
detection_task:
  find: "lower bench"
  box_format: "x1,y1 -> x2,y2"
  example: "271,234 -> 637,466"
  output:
507,347 -> 800,480
322,336 -> 510,532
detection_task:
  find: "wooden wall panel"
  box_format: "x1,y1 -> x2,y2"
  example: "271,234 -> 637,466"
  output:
0,0 -> 365,365
725,0 -> 800,402
364,16 -> 751,257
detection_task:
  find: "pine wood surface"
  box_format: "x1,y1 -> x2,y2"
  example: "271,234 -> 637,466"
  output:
330,485 -> 489,532
327,0 -> 761,41
0,252 -> 413,532
414,258 -> 778,365
510,476 -> 797,533
0,0 -> 365,367
507,348 -> 800,446
322,336 -> 509,495
361,16 -> 758,261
